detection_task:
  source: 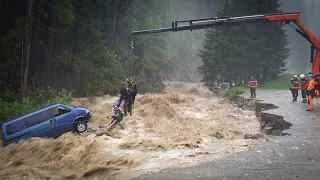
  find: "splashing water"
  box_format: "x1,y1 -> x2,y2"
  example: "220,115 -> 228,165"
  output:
0,82 -> 266,180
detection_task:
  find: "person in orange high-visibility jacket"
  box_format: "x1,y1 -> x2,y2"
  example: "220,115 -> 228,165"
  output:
306,74 -> 318,111
290,75 -> 300,102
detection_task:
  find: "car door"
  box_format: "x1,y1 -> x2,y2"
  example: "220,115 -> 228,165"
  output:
26,109 -> 59,139
53,106 -> 75,134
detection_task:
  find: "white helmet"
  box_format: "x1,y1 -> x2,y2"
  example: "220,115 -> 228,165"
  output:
300,74 -> 305,78
293,75 -> 298,78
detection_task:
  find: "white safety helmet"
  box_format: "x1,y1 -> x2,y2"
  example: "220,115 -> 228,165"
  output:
300,74 -> 305,78
293,75 -> 298,78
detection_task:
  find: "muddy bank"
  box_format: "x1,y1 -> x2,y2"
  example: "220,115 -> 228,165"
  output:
233,95 -> 292,135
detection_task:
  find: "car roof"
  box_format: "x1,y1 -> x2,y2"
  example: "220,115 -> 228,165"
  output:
2,103 -> 65,126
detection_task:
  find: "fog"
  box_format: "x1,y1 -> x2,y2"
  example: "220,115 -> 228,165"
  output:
162,0 -> 320,78
161,0 -> 221,82
281,0 -> 320,73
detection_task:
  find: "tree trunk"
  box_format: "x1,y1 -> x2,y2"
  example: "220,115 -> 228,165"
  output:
73,0 -> 83,55
22,0 -> 34,99
20,38 -> 24,98
112,0 -> 119,48
46,3 -> 56,86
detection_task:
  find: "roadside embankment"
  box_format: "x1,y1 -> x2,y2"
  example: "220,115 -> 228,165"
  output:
233,95 -> 292,135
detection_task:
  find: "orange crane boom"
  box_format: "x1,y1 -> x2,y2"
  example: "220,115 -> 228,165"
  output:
131,12 -> 320,75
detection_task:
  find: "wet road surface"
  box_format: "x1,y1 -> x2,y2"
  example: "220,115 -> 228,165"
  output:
131,90 -> 320,180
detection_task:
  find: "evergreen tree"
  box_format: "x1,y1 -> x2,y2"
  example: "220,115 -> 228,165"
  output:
199,0 -> 290,89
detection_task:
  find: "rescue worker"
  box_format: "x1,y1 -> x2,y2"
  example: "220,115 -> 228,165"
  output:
127,82 -> 138,116
306,74 -> 318,111
123,79 -> 132,116
117,79 -> 132,109
290,75 -> 300,102
300,74 -> 308,103
248,76 -> 258,98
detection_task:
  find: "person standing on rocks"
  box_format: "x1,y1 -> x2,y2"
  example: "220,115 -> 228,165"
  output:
127,82 -> 138,116
248,76 -> 258,98
290,75 -> 300,102
117,79 -> 132,116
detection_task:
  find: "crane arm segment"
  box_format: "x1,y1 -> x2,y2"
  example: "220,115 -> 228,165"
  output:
131,12 -> 320,74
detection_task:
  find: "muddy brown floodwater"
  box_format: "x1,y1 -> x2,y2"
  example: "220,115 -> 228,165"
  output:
0,82 -> 267,180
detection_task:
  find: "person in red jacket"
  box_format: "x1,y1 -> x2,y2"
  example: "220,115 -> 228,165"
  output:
290,75 -> 300,102
248,76 -> 258,98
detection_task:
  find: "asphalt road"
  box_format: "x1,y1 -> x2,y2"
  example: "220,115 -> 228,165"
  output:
131,90 -> 320,180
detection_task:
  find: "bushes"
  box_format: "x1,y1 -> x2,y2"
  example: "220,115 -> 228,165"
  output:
226,86 -> 246,100
29,87 -> 73,106
0,97 -> 33,122
0,88 -> 74,123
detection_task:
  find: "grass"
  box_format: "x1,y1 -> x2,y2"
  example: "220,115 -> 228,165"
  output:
226,73 -> 296,99
259,73 -> 295,90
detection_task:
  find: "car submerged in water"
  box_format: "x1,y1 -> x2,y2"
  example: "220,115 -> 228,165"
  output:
1,103 -> 91,146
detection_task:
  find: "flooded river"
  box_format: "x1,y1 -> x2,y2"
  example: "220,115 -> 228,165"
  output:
0,82 -> 266,180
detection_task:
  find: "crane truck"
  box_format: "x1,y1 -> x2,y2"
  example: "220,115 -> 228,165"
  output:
131,12 -> 320,97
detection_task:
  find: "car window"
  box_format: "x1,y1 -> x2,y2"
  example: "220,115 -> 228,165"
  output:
51,106 -> 71,117
6,120 -> 27,136
24,110 -> 55,128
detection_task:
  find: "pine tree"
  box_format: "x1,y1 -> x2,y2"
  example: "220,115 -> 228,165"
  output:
199,0 -> 290,88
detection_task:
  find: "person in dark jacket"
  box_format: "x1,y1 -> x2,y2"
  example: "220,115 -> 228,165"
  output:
300,74 -> 308,103
127,82 -> 138,116
117,79 -> 131,109
290,75 -> 300,102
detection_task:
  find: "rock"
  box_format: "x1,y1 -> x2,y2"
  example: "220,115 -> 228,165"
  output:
232,107 -> 243,114
261,125 -> 274,134
247,100 -> 256,109
95,129 -> 112,136
260,112 -> 292,135
244,133 -> 265,139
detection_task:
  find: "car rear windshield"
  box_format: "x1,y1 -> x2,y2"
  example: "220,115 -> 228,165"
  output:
5,120 -> 26,136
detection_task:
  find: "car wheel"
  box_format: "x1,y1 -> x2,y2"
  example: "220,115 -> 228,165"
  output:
74,121 -> 88,134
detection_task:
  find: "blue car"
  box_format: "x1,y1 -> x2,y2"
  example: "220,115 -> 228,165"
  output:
1,103 -> 91,146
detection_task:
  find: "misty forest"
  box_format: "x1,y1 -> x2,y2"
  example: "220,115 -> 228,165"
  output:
1,0 -> 320,122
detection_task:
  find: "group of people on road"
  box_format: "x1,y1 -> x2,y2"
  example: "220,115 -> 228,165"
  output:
106,79 -> 138,130
248,73 -> 320,112
290,73 -> 319,111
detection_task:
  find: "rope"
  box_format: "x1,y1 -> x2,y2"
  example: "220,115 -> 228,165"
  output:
129,40 -> 134,79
